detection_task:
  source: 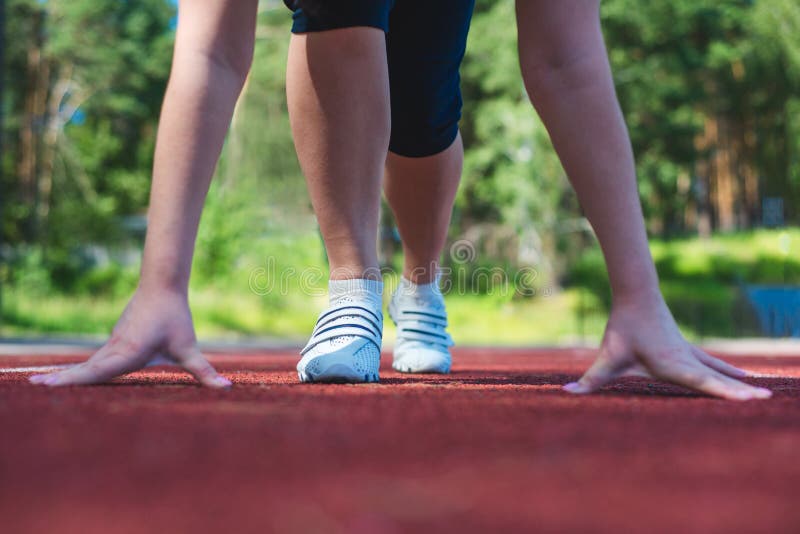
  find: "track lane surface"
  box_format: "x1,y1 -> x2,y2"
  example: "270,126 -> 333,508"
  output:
1,348 -> 798,533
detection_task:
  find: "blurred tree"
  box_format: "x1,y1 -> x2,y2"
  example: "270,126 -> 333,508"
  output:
602,0 -> 800,235
2,0 -> 798,296
193,5 -> 313,285
4,0 -> 174,286
456,0 -> 577,290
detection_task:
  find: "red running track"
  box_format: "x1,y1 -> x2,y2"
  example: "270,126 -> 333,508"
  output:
1,347 -> 799,534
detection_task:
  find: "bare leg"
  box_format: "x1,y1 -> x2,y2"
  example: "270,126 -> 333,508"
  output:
383,136 -> 462,374
384,134 -> 463,284
286,28 -> 390,281
288,28 -> 389,383
516,0 -> 770,400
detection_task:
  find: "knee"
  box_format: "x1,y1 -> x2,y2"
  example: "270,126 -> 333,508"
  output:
206,41 -> 254,86
186,30 -> 254,89
519,47 -> 606,103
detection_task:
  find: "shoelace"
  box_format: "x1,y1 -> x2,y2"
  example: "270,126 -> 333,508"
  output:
301,303 -> 383,356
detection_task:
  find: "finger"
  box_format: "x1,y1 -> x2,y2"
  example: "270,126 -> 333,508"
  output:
691,371 -> 771,401
29,367 -> 77,385
34,350 -> 144,387
30,343 -> 114,386
563,356 -> 625,394
657,359 -> 771,401
691,347 -> 749,378
173,348 -> 231,389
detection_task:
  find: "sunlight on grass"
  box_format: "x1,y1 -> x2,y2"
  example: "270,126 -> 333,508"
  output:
2,229 -> 796,343
1,285 -> 607,345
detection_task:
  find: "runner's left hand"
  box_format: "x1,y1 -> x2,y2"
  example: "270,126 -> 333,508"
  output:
563,294 -> 772,401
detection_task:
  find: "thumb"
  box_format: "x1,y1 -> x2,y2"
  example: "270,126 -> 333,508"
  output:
564,354 -> 625,395
172,347 -> 232,389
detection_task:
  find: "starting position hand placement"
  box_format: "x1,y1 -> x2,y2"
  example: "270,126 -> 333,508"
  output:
564,295 -> 771,401
30,289 -> 231,389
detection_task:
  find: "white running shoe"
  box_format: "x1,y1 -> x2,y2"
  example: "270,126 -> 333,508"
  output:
389,277 -> 453,374
297,279 -> 383,383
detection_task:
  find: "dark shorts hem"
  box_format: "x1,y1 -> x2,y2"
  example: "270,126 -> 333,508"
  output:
286,1 -> 392,34
389,127 -> 461,158
290,21 -> 387,34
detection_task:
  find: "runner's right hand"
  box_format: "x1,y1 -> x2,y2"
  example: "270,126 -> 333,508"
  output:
30,288 -> 230,388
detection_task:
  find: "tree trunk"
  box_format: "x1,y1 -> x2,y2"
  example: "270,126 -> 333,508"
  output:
694,115 -> 713,238
17,10 -> 49,242
713,115 -> 737,232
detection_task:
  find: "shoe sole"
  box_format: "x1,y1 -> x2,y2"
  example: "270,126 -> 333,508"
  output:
297,353 -> 379,384
392,365 -> 451,374
298,369 -> 379,383
391,358 -> 451,374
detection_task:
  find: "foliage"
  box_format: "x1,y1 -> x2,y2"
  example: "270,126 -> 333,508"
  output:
568,228 -> 800,336
3,0 -> 175,291
2,0 -> 799,339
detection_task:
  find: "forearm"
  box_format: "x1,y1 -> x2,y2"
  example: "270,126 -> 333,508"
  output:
532,59 -> 659,300
138,1 -> 256,293
139,59 -> 245,292
517,0 -> 660,302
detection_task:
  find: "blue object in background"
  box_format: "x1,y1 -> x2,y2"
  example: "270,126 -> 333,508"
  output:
745,286 -> 800,337
69,109 -> 85,125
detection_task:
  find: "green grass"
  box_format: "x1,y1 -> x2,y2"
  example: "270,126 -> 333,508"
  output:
650,229 -> 800,285
437,289 -> 607,345
0,284 -> 607,345
2,228 -> 797,343
2,290 -> 127,335
568,228 -> 800,339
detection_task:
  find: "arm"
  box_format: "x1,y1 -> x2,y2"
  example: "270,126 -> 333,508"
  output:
31,0 -> 259,388
515,0 -> 770,400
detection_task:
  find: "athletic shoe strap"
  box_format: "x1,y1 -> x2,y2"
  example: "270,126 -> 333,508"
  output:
395,307 -> 448,327
391,304 -> 453,347
313,307 -> 382,338
301,304 -> 383,356
317,303 -> 382,326
395,323 -> 454,347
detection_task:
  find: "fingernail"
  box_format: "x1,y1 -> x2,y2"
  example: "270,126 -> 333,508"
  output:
215,376 -> 232,388
754,388 -> 772,399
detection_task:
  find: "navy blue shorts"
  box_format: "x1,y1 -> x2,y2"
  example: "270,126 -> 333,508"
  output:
284,0 -> 475,157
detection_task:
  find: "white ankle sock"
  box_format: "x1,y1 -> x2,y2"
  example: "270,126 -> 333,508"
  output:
328,278 -> 383,307
395,276 -> 443,308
